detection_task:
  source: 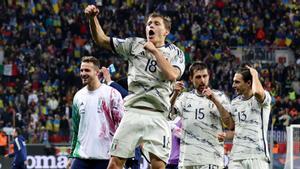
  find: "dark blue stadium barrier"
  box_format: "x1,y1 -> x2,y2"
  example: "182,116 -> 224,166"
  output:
0,144 -> 70,169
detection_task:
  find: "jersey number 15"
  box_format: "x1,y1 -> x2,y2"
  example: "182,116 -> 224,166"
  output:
195,108 -> 205,120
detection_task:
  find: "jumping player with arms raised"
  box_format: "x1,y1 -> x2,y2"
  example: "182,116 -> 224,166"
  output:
85,5 -> 185,169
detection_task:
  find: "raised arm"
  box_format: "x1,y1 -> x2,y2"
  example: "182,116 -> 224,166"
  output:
169,81 -> 184,119
246,66 -> 265,103
85,5 -> 111,50
101,67 -> 128,98
170,81 -> 184,107
202,88 -> 234,130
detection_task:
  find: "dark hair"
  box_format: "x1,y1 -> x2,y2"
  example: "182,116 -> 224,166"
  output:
235,66 -> 252,84
15,127 -> 22,136
189,61 -> 208,77
147,12 -> 171,31
81,56 -> 100,68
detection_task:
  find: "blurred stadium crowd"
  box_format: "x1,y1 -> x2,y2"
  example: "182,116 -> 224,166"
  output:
0,0 -> 299,146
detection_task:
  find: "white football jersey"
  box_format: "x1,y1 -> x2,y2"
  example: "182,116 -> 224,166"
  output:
174,89 -> 231,167
70,84 -> 124,159
111,37 -> 185,114
230,91 -> 271,161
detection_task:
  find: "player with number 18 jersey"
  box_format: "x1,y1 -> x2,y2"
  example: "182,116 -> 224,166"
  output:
111,37 -> 185,114
109,36 -> 185,162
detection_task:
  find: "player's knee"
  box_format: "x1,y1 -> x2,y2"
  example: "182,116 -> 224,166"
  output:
107,156 -> 126,169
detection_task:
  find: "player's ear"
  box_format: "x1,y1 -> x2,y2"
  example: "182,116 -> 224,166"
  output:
247,80 -> 252,87
189,75 -> 193,82
95,66 -> 100,75
164,29 -> 170,36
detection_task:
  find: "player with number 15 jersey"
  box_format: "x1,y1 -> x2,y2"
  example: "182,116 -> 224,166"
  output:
172,62 -> 233,169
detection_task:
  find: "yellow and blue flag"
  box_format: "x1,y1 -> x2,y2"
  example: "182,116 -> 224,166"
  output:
51,0 -> 59,14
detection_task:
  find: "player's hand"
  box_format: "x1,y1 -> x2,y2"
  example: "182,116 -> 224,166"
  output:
144,41 -> 158,54
202,87 -> 214,100
4,154 -> 8,158
174,81 -> 184,94
66,158 -> 73,169
217,132 -> 226,142
101,67 -> 112,83
246,65 -> 258,77
173,126 -> 182,138
84,5 -> 99,18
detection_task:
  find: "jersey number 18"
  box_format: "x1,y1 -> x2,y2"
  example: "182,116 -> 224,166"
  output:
145,59 -> 157,73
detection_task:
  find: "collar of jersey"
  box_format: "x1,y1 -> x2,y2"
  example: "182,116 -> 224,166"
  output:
193,89 -> 205,97
152,41 -> 171,48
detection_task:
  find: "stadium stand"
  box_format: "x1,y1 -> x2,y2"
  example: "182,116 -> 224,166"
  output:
0,0 -> 299,147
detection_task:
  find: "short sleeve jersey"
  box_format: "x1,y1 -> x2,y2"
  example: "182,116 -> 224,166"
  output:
111,37 -> 185,113
230,91 -> 271,161
174,89 -> 231,167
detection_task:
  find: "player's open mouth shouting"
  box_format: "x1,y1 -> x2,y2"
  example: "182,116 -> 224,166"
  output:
148,30 -> 155,40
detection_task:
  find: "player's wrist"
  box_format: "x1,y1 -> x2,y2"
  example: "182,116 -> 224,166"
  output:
88,16 -> 97,21
150,48 -> 159,55
208,95 -> 216,102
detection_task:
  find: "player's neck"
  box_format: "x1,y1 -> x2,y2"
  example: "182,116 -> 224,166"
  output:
195,89 -> 204,96
87,80 -> 101,91
154,41 -> 165,48
242,90 -> 253,100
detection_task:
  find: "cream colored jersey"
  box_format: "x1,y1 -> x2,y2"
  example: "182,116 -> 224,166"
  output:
174,89 -> 231,167
230,91 -> 271,161
111,37 -> 185,114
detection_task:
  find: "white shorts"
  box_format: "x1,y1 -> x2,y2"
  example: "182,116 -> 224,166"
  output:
179,164 -> 222,169
110,107 -> 171,163
228,158 -> 270,169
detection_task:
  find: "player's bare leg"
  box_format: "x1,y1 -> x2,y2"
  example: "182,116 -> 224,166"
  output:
107,156 -> 127,169
150,153 -> 166,169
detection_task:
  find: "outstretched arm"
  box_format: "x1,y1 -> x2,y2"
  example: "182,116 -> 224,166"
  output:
246,66 -> 265,103
85,5 -> 111,50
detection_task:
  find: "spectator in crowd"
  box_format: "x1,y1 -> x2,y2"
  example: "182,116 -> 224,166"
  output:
59,115 -> 70,142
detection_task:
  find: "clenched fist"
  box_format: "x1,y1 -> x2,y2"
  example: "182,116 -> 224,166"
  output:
84,5 -> 99,18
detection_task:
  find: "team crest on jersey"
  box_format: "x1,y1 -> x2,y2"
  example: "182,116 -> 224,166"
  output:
208,102 -> 214,109
111,139 -> 119,151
